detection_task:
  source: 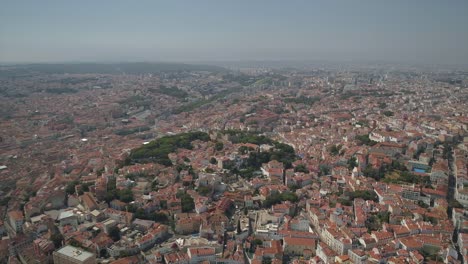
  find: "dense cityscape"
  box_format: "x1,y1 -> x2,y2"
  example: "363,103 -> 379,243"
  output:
2,0 -> 468,263
0,62 -> 467,264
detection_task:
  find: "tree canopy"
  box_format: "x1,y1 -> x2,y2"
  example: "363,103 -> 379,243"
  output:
264,191 -> 298,208
127,132 -> 210,166
179,192 -> 195,212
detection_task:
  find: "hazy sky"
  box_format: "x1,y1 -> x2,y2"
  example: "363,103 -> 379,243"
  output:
1,0 -> 468,64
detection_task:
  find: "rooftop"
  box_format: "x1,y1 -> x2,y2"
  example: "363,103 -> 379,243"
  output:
55,245 -> 94,261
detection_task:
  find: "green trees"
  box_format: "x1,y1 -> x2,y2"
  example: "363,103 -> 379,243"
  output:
268,142 -> 296,169
355,134 -> 377,146
294,164 -> 309,173
244,144 -> 296,170
262,257 -> 272,264
377,211 -> 390,223
365,215 -> 381,232
0,197 -> 11,206
442,143 -> 452,160
118,189 -> 134,203
337,198 -> 352,206
348,190 -> 378,202
215,142 -> 224,151
423,215 -> 438,225
328,144 -> 342,156
396,171 -> 431,185
153,212 -> 169,222
319,164 -> 331,176
104,186 -> 134,204
383,110 -> 394,117
45,87 -> 77,94
104,191 -> 117,203
246,238 -> 263,253
125,172 -> 141,181
80,183 -> 91,192
65,180 -> 79,194
347,157 -> 358,170
235,167 -> 257,180
108,226 -> 121,241
197,186 -> 211,196
362,160 -> 430,186
263,191 -> 298,208
365,212 -> 390,232
179,193 -> 195,212
50,233 -> 64,248
420,245 -> 443,262
254,239 -> 263,246
158,86 -> 188,99
133,208 -> 169,223
127,132 -> 210,165
238,146 -> 254,155
68,238 -> 82,248
413,147 -> 426,159
134,208 -> 147,219
245,152 -> 271,169
362,165 -> 384,181
125,130 -> 296,185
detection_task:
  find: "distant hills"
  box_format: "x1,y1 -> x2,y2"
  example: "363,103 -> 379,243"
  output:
0,62 -> 226,77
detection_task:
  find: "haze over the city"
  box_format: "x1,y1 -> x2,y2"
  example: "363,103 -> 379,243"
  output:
1,0 -> 468,65
2,1 -> 468,263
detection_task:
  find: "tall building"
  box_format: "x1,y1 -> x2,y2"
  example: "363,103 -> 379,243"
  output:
53,245 -> 95,264
7,211 -> 24,234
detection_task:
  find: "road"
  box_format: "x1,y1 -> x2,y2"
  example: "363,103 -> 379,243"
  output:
446,143 -> 462,261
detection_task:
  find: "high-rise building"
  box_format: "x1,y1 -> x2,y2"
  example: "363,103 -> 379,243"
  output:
7,211 -> 24,234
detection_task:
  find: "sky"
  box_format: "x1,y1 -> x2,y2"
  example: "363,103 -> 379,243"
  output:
1,0 -> 468,65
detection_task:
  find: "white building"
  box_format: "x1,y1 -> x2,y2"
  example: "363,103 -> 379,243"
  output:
53,245 -> 95,264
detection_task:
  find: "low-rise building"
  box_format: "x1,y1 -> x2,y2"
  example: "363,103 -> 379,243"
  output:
187,247 -> 216,264
283,237 -> 316,257
348,249 -> 367,264
53,245 -> 96,264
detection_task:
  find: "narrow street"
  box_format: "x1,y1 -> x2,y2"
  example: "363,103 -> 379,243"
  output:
446,143 -> 462,261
